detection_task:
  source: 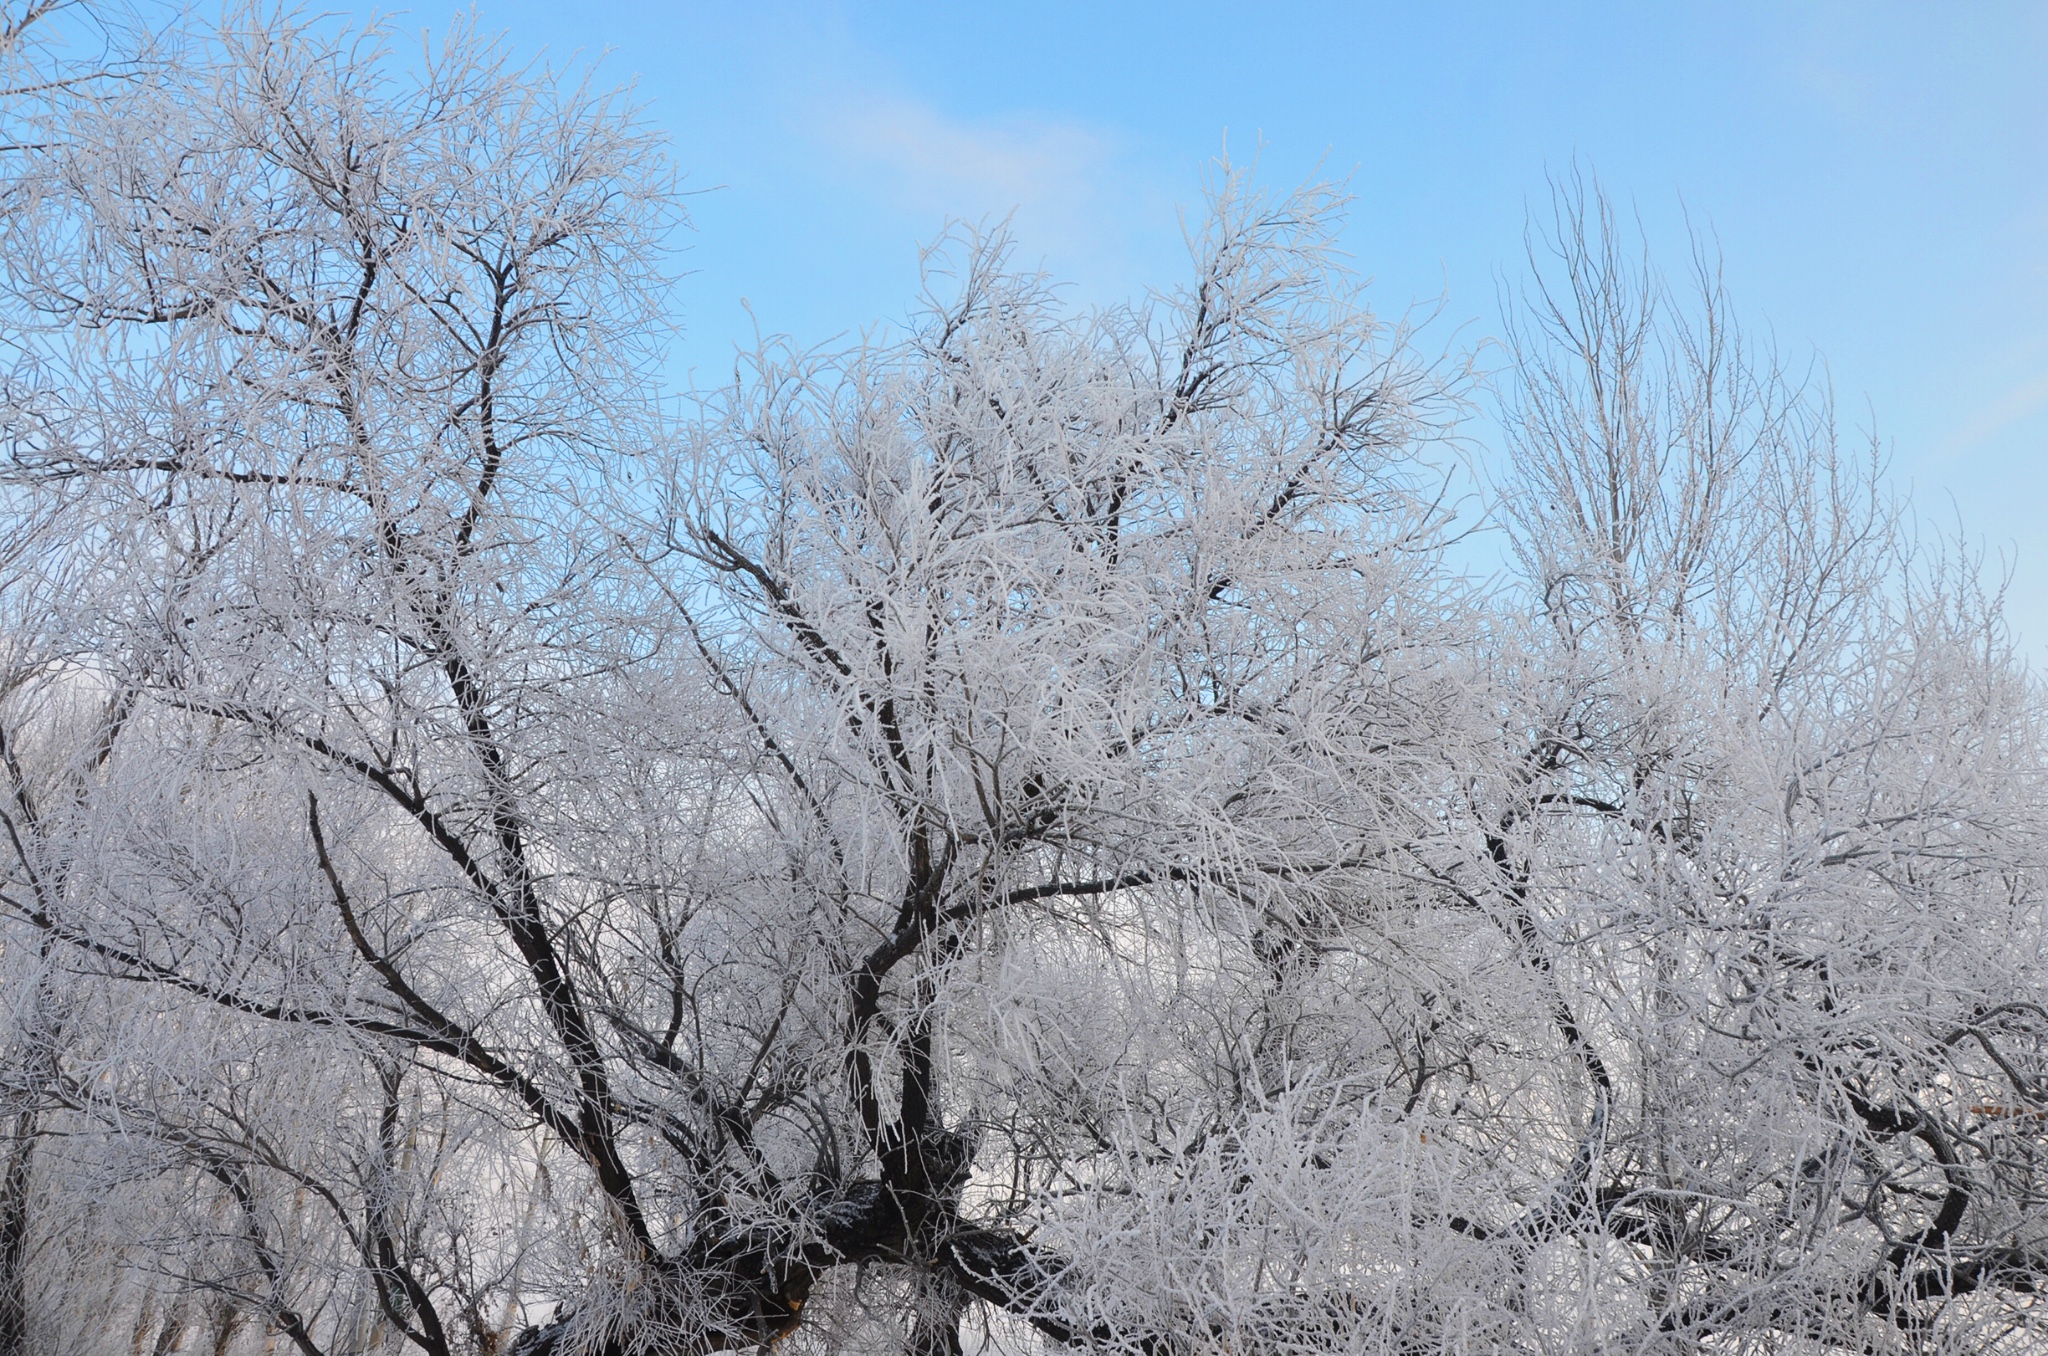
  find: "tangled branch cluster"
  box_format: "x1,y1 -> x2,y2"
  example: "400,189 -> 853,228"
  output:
0,9 -> 2043,1356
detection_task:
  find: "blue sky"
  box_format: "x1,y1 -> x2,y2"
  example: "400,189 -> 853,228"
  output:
395,1 -> 2048,652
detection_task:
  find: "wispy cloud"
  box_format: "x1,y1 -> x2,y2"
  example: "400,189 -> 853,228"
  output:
1939,354 -> 2048,461
795,83 -> 1175,301
825,92 -> 1113,217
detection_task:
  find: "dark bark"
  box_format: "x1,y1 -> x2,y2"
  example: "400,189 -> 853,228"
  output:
503,1164 -> 1092,1356
0,1106 -> 36,1356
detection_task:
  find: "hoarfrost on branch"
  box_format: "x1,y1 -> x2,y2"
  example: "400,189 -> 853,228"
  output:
1,10 -> 2044,1355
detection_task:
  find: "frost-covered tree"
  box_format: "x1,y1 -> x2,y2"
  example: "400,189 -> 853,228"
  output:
1,11 -> 2044,1356
1460,180 -> 2048,1352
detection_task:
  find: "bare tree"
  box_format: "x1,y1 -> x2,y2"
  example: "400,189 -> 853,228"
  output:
0,4 -> 147,1348
1474,173 -> 2048,1351
1,6 -> 682,1350
2,9 -> 1474,1352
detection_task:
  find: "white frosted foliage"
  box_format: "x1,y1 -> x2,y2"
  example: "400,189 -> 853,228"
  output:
0,10 -> 2043,1356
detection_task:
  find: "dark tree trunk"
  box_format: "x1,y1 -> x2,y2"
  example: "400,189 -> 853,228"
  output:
0,1107 -> 38,1356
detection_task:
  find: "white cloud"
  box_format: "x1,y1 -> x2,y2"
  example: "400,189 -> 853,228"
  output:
826,92 -> 1108,212
795,83 -> 1175,301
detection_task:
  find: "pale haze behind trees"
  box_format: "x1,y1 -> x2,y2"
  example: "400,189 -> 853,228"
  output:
1,9 -> 2046,1356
